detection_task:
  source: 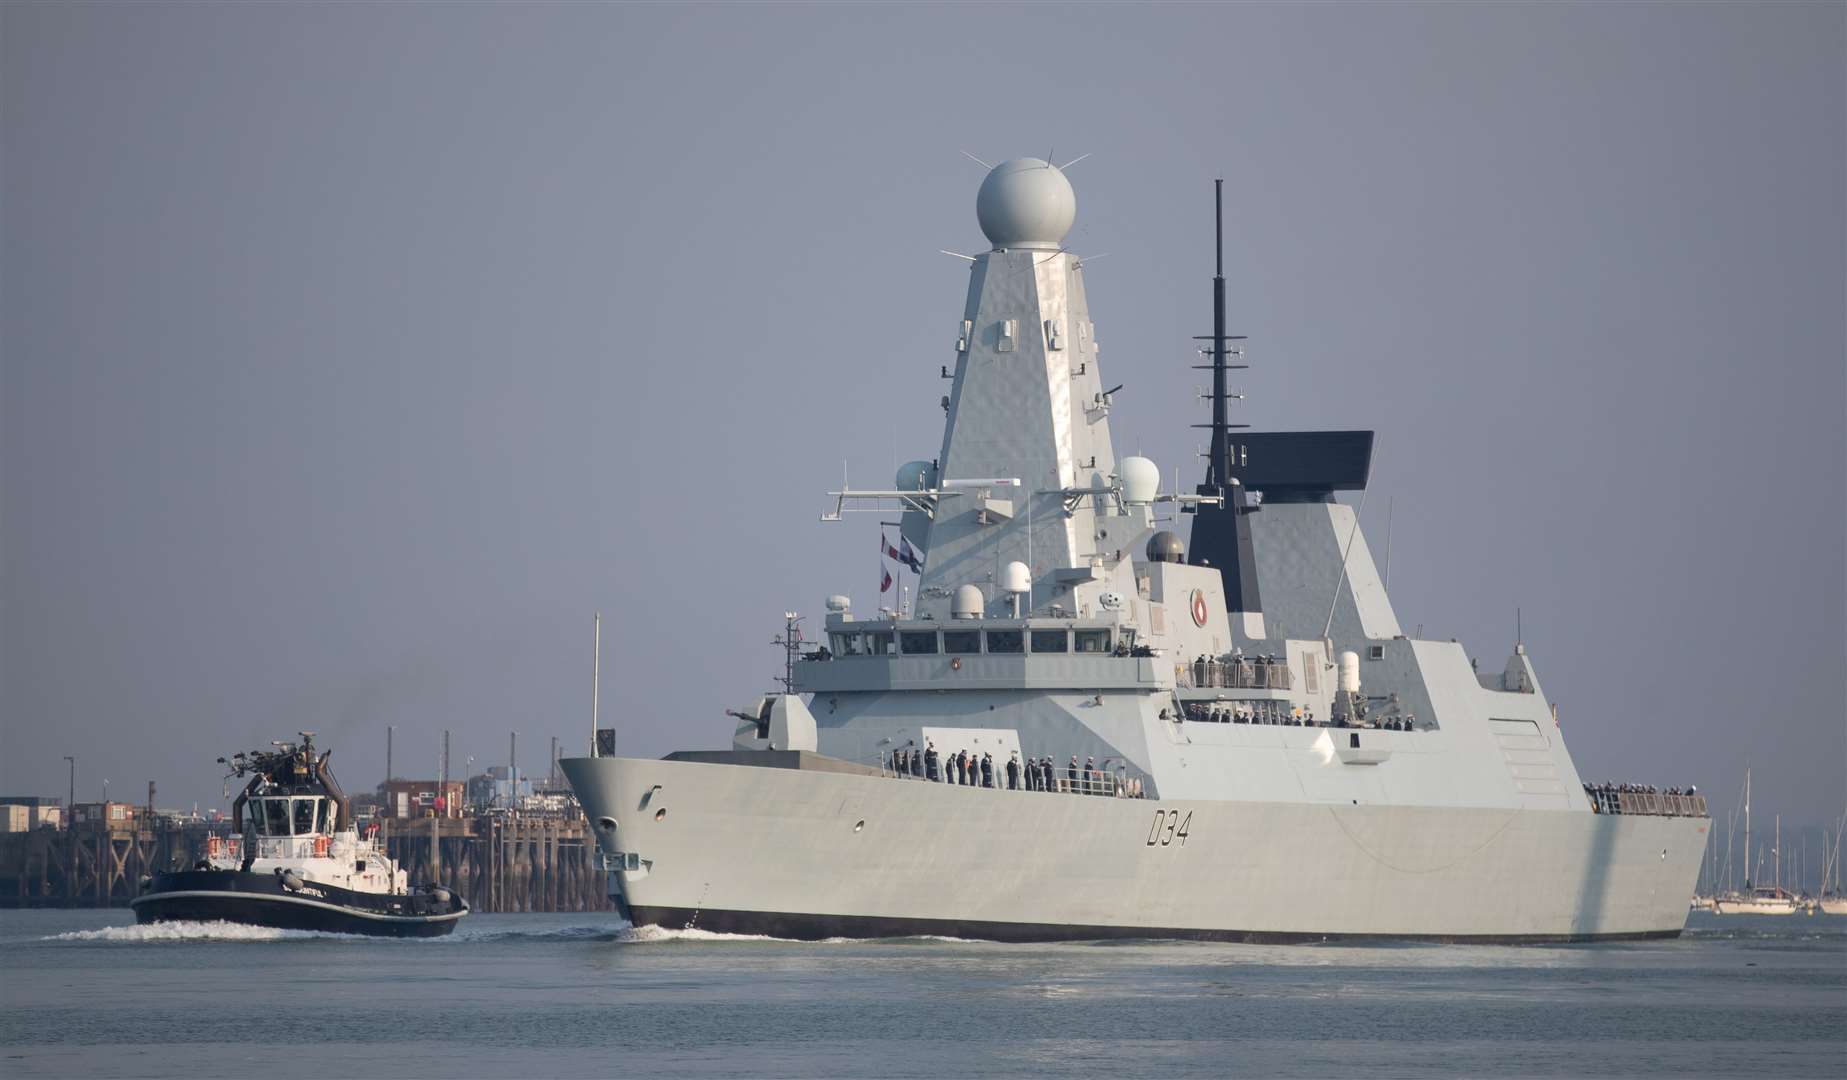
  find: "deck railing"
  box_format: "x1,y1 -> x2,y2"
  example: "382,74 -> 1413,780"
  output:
1586,788 -> 1707,817
881,758 -> 1148,798
1179,657 -> 1292,691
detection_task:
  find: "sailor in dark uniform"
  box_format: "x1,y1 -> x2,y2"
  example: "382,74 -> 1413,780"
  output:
956,750 -> 968,786
1006,753 -> 1019,790
980,753 -> 993,788
925,742 -> 939,782
1066,756 -> 1079,792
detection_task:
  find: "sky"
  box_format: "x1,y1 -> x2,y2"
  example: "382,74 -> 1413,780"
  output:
4,3 -> 1843,843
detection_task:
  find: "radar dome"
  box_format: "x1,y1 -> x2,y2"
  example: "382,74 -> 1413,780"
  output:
895,460 -> 938,492
951,584 -> 986,620
1146,531 -> 1184,563
1119,456 -> 1161,505
976,158 -> 1076,250
1002,561 -> 1031,594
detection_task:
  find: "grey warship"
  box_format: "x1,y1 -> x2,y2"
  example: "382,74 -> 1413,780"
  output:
563,158 -> 1708,943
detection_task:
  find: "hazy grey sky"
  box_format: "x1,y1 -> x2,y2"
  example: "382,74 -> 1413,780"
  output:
4,3 -> 1842,831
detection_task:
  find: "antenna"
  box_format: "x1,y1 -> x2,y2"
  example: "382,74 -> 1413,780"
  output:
590,612 -> 602,757
959,149 -> 992,169
1059,153 -> 1092,170
772,612 -> 804,694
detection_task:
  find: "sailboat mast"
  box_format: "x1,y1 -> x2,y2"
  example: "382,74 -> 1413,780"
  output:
1744,767 -> 1752,889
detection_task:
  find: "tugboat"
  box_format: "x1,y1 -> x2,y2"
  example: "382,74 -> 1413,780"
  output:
132,733 -> 467,937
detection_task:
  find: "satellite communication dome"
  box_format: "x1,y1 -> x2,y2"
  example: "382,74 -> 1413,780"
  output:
825,595 -> 851,614
1119,456 -> 1161,505
1002,561 -> 1032,595
1146,531 -> 1184,564
976,158 -> 1076,250
951,584 -> 986,620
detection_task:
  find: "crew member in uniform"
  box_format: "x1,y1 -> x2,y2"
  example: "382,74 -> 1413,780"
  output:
925,742 -> 939,782
1006,752 -> 1020,790
980,753 -> 993,788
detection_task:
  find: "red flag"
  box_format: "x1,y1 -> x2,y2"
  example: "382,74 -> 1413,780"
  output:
881,567 -> 893,593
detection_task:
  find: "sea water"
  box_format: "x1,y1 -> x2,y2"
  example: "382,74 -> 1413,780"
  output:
1,909 -> 1841,1078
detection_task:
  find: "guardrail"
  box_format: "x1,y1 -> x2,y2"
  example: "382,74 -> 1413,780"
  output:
1586,788 -> 1707,817
881,758 -> 1148,798
1180,657 -> 1292,691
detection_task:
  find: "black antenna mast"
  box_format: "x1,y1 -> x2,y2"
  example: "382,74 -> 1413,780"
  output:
1197,179 -> 1248,483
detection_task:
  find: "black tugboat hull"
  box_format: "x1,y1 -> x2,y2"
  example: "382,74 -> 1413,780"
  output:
131,871 -> 466,938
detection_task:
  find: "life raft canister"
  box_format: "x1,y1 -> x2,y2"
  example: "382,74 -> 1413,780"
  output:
313,835 -> 330,857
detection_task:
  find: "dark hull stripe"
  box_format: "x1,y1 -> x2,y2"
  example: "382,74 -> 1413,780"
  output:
132,892 -> 461,937
627,905 -> 1683,945
132,869 -> 465,938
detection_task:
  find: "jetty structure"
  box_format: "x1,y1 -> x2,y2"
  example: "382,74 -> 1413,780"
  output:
563,157 -> 1708,942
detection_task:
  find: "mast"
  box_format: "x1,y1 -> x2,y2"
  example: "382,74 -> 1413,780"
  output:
1744,766 -> 1752,890
590,612 -> 603,757
1206,179 -> 1229,488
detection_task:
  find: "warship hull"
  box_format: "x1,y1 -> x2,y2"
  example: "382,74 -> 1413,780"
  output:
564,755 -> 1705,943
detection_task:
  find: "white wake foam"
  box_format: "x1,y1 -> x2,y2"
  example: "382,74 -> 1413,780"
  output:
611,923 -> 798,944
47,920 -> 337,943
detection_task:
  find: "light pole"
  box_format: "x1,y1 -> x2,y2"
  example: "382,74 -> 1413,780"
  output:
63,757 -> 74,821
103,778 -> 109,804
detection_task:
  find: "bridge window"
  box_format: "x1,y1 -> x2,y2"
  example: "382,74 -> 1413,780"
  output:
293,798 -> 316,836
1074,629 -> 1111,653
943,630 -> 981,654
263,798 -> 288,837
1030,630 -> 1068,653
316,798 -> 334,834
832,633 -> 865,656
985,630 -> 1023,654
865,631 -> 895,655
899,631 -> 938,654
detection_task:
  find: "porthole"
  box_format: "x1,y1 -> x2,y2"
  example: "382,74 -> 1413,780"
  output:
654,808 -> 666,822
854,820 -> 866,833
596,816 -> 618,832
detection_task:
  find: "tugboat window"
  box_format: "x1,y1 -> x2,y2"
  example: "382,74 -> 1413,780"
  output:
293,798 -> 315,837
264,798 -> 288,837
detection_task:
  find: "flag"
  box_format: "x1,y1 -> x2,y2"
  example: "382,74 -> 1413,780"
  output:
881,567 -> 893,593
885,540 -> 904,563
898,538 -> 923,573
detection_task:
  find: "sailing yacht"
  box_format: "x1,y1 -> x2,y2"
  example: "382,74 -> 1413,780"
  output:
1713,769 -> 1800,915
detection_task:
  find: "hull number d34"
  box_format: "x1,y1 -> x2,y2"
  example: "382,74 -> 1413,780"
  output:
1147,809 -> 1193,847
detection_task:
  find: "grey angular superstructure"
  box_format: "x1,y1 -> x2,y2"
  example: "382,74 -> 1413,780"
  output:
563,159 -> 1707,942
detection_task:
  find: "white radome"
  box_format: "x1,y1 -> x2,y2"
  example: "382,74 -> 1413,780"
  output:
976,158 -> 1076,249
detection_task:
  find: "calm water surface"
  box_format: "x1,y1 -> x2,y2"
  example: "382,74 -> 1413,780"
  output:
1,909 -> 1842,1078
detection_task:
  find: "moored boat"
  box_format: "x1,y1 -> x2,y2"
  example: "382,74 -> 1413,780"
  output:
132,733 -> 466,937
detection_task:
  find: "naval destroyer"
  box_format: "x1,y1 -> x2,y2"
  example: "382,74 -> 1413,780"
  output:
564,158 -> 1708,942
